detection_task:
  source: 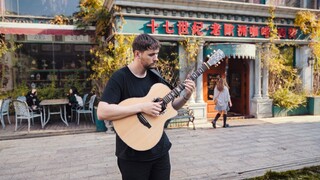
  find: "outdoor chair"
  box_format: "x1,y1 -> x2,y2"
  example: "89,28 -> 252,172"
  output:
17,96 -> 27,102
0,99 -> 11,129
82,93 -> 89,107
13,100 -> 43,132
70,94 -> 87,122
76,95 -> 96,125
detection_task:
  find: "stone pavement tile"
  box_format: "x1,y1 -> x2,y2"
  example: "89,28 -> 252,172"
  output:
49,165 -> 88,175
0,166 -> 35,176
0,116 -> 319,180
170,170 -> 189,180
69,168 -> 108,180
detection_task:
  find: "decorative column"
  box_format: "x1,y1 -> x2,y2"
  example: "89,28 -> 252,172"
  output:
250,43 -> 272,118
195,40 -> 205,103
253,43 -> 262,99
179,41 -> 207,120
262,43 -> 270,98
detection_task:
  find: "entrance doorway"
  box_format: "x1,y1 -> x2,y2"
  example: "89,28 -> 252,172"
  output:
227,58 -> 250,116
203,57 -> 250,118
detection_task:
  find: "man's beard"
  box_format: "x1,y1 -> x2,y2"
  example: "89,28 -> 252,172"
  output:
146,63 -> 157,70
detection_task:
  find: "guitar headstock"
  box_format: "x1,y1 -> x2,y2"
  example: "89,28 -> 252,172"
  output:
207,49 -> 225,67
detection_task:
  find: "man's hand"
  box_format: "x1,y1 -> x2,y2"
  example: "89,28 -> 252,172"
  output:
141,101 -> 162,117
183,79 -> 195,99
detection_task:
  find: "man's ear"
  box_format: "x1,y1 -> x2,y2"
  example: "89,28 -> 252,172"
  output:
134,51 -> 140,58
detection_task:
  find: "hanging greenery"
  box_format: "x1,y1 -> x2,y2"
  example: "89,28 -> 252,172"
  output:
263,6 -> 306,109
157,52 -> 180,87
0,35 -> 21,91
294,10 -> 320,95
179,36 -> 202,80
88,34 -> 135,97
74,0 -> 110,37
50,15 -> 70,25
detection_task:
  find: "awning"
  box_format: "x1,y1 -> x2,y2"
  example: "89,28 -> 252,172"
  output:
0,22 -> 95,35
205,43 -> 256,59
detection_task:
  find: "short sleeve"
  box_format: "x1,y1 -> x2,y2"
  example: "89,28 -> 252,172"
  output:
100,76 -> 122,104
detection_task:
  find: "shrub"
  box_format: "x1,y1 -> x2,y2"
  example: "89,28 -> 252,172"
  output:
270,88 -> 306,110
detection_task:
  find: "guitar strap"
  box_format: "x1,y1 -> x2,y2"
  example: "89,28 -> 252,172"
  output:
150,69 -> 174,90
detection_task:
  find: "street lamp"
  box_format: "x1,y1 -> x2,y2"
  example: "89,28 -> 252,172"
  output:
308,56 -> 315,66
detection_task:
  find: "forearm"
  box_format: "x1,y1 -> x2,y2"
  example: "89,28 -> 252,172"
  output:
97,101 -> 143,121
172,95 -> 189,110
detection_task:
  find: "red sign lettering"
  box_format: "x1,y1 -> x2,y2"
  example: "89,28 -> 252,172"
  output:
210,23 -> 221,36
277,28 -> 286,38
249,25 -> 259,37
192,22 -> 203,36
224,24 -> 234,36
288,28 -> 297,39
261,26 -> 270,38
177,21 -> 189,35
147,19 -> 159,34
163,20 -> 174,34
237,25 -> 247,37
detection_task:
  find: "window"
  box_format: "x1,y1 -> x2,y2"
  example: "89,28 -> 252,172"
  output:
302,0 -> 317,9
266,0 -> 300,7
158,42 -> 179,86
4,0 -> 79,17
15,37 -> 93,88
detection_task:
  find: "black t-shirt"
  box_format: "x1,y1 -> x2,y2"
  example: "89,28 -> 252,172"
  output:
101,66 -> 172,161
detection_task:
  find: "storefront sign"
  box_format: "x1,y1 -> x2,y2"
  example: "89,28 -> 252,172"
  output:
27,35 -> 53,41
147,19 -> 297,39
120,17 -> 303,40
65,35 -> 89,43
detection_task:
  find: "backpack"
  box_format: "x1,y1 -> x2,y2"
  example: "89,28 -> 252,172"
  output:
75,94 -> 84,107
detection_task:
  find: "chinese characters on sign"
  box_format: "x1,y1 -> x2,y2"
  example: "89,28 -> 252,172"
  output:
147,19 -> 298,39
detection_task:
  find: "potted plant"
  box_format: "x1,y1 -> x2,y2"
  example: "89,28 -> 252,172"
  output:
271,88 -> 307,117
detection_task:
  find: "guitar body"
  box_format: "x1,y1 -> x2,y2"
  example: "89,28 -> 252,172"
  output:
112,49 -> 225,151
113,83 -> 178,151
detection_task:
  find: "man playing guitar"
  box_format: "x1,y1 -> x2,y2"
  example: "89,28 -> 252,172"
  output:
97,33 -> 195,180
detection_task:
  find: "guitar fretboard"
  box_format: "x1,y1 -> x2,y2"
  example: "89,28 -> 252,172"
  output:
162,62 -> 210,104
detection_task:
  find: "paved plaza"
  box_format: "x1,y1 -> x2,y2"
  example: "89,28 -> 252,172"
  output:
0,115 -> 319,180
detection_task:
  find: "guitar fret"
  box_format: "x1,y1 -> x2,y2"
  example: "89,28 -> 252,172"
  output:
164,96 -> 170,104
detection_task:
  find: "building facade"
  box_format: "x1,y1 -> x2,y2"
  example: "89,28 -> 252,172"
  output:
105,0 -> 319,119
0,0 -> 95,91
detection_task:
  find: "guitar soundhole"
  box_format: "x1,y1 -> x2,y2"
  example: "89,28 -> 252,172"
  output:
153,98 -> 167,113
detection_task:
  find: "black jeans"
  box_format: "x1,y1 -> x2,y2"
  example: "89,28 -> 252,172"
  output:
117,153 -> 171,180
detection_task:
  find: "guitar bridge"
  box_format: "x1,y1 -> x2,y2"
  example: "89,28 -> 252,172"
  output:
137,113 -> 152,129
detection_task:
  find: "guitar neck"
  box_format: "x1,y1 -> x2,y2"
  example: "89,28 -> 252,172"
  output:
162,62 -> 210,104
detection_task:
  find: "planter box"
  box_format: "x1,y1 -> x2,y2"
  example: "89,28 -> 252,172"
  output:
307,96 -> 320,115
273,105 -> 308,117
94,107 -> 107,132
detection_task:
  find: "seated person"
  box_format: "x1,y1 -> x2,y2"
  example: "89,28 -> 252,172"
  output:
26,88 -> 41,111
66,87 -> 83,120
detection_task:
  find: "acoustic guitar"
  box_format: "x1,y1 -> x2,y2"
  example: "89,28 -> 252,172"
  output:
113,49 -> 225,151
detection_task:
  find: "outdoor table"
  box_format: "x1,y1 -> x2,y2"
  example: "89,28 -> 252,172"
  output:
40,99 -> 69,127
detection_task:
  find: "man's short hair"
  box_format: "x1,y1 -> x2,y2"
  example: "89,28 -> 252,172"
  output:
132,34 -> 161,52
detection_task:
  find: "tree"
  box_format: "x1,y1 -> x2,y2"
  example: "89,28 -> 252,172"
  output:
294,11 -> 320,95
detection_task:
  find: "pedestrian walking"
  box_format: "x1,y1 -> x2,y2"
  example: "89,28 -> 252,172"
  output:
211,78 -> 232,128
